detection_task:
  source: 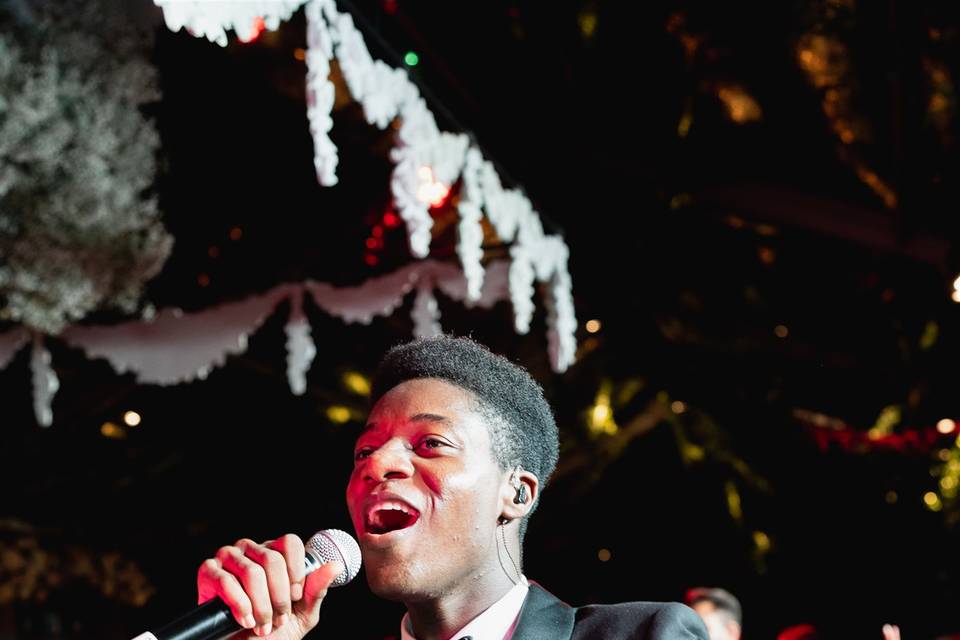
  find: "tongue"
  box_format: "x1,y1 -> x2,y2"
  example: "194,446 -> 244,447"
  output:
371,509 -> 418,534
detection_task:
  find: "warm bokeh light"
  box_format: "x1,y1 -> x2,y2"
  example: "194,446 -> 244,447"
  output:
716,83 -> 762,123
885,490 -> 898,504
587,382 -> 618,435
123,411 -> 141,427
952,290 -> 960,303
585,319 -> 601,333
343,371 -> 371,396
774,324 -> 789,338
229,226 -> 243,241
293,48 -> 306,61
326,406 -> 352,424
597,548 -> 611,562
100,422 -> 126,439
415,167 -> 451,207
924,491 -> 943,511
671,400 -> 686,414
753,531 -> 771,552
937,419 -> 956,435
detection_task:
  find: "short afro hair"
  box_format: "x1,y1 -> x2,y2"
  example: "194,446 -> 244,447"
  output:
370,335 -> 560,527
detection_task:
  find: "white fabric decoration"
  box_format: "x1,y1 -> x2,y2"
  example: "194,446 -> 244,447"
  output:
304,0 -> 338,185
0,327 -> 30,370
306,264 -> 419,324
284,290 -> 316,395
154,0 -> 308,46
30,333 -> 59,428
62,285 -> 292,385
151,0 -> 580,373
456,147 -> 486,301
544,252 -> 577,372
508,245 -> 537,335
5,258 -> 573,425
411,279 -> 442,339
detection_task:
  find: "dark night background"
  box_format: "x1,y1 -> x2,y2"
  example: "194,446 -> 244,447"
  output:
3,1 -> 960,638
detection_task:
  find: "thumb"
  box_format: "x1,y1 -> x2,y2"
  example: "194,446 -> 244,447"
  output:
292,560 -> 344,631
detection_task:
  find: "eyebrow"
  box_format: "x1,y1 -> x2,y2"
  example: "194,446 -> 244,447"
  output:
360,413 -> 451,433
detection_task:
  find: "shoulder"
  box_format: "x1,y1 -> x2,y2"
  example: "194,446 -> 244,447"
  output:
573,601 -> 708,640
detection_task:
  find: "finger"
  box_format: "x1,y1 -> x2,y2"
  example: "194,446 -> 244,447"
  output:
217,546 -> 274,636
238,539 -> 293,628
266,534 -> 306,602
197,559 -> 257,630
294,561 -> 344,630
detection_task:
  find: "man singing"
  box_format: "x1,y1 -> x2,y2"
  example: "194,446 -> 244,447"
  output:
196,335 -> 708,639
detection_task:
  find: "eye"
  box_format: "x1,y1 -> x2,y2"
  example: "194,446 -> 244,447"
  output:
417,438 -> 446,452
354,447 -> 374,461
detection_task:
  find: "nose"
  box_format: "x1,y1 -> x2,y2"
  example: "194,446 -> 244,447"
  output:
363,439 -> 414,483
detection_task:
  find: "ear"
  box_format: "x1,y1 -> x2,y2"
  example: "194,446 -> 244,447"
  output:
499,467 -> 540,522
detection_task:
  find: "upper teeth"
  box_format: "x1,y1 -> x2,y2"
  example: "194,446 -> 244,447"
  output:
368,500 -> 415,519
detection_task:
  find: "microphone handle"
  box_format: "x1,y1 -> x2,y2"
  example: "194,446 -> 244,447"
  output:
131,542 -> 336,640
151,598 -> 236,640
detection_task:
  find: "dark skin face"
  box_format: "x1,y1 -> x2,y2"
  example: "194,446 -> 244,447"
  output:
345,378 -> 537,639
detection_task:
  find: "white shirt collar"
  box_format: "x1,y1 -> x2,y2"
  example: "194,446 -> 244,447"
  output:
399,576 -> 529,640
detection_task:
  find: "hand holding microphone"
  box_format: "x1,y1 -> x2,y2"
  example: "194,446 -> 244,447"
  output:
133,529 -> 361,640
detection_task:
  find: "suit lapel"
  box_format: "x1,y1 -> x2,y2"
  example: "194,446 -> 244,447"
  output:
510,583 -> 575,640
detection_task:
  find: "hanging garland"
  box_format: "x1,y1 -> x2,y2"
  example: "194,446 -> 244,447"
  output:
153,0 -> 578,372
0,260 -> 515,425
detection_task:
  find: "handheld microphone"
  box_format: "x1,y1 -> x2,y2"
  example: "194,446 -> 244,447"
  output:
131,529 -> 361,640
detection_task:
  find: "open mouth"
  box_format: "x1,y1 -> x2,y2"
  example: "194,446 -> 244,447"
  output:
365,501 -> 421,535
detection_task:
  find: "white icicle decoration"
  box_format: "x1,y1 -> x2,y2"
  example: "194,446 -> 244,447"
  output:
149,0 -> 581,374
30,333 -> 59,427
284,291 -> 316,396
304,0 -> 338,186
154,0 -> 308,47
508,245 -> 536,335
456,147 -> 486,302
411,279 -> 442,339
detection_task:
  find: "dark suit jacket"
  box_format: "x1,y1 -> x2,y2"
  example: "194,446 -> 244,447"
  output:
511,583 -> 709,640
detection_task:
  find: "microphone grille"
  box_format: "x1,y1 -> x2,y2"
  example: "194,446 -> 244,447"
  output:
306,529 -> 362,587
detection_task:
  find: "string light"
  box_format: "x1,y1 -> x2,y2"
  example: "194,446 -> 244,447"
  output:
229,227 -> 243,241
924,491 -> 943,511
404,51 -> 419,67
123,411 -> 141,427
415,166 -> 450,207
238,16 -> 266,43
383,212 -> 400,228
585,319 -> 601,333
774,324 -> 789,338
671,400 -> 686,414
597,548 -> 611,562
293,48 -> 306,61
937,419 -> 956,435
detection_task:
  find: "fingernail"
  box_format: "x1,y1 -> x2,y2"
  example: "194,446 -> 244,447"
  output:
256,622 -> 272,636
291,583 -> 303,601
242,614 -> 256,629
